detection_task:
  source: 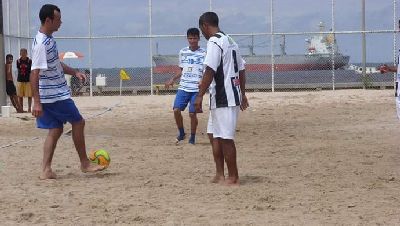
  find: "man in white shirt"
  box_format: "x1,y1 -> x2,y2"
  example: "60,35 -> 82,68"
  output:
165,28 -> 206,144
31,4 -> 104,179
195,12 -> 249,185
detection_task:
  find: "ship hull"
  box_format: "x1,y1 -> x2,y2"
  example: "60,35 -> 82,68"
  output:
153,54 -> 350,73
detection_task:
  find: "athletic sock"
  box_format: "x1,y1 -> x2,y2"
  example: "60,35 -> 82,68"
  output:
177,128 -> 185,141
189,134 -> 195,144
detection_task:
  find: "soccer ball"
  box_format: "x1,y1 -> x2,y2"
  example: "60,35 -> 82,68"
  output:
89,149 -> 110,168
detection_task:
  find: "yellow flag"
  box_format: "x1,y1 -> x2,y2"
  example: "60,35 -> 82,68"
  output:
120,69 -> 131,80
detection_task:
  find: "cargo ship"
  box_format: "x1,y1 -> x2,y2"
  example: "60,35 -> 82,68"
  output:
152,22 -> 350,73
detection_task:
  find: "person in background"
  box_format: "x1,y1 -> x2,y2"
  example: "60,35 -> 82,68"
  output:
165,28 -> 206,144
5,54 -> 23,113
16,48 -> 33,112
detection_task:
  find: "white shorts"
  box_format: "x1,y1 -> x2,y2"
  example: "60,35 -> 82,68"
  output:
207,106 -> 240,140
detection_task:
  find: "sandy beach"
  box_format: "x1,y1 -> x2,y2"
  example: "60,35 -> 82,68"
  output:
0,89 -> 399,225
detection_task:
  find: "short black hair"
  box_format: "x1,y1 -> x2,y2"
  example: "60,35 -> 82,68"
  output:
39,4 -> 60,25
187,28 -> 200,37
6,54 -> 13,60
199,12 -> 219,27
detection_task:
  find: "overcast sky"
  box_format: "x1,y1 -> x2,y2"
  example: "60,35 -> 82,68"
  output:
4,0 -> 399,68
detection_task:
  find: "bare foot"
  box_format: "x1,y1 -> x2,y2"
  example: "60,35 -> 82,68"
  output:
81,162 -> 105,173
39,170 -> 57,180
210,175 -> 225,184
224,177 -> 240,186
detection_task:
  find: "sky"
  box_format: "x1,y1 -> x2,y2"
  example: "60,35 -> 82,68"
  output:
3,0 -> 399,68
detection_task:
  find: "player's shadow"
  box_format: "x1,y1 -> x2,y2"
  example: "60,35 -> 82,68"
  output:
170,141 -> 211,147
239,175 -> 268,185
83,172 -> 120,179
58,171 -> 119,180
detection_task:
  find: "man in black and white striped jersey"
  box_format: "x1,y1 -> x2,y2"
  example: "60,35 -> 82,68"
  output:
195,12 -> 249,186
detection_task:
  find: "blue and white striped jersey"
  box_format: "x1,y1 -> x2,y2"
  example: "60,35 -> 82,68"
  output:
31,32 -> 70,103
178,47 -> 206,92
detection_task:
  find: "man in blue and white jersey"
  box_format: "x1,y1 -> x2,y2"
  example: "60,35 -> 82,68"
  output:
195,12 -> 249,185
165,28 -> 206,144
379,19 -> 400,120
31,4 -> 104,180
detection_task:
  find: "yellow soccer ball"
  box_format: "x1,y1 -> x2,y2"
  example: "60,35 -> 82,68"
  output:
89,149 -> 110,168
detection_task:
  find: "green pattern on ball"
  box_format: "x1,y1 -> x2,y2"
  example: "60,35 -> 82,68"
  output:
95,149 -> 110,161
89,149 -> 111,164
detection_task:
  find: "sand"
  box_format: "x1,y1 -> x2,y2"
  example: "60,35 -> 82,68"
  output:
0,89 -> 399,225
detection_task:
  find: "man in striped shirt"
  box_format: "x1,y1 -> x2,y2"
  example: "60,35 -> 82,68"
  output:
196,12 -> 249,185
31,4 -> 104,179
165,28 -> 206,144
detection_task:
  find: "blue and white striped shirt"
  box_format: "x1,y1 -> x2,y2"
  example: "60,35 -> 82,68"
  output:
31,32 -> 71,103
178,47 -> 206,92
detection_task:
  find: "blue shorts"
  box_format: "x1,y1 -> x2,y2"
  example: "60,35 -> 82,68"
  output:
173,89 -> 198,113
37,99 -> 83,129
